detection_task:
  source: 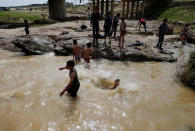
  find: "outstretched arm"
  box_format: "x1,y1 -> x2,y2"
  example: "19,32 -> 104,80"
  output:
60,72 -> 76,97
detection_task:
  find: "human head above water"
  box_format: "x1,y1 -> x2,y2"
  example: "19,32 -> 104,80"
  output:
73,40 -> 77,45
65,60 -> 75,70
115,79 -> 120,86
87,43 -> 91,48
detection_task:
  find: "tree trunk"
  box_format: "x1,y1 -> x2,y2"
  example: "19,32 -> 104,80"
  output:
48,0 -> 66,20
141,0 -> 145,17
136,0 -> 140,18
126,0 -> 130,19
111,0 -> 114,18
93,0 -> 96,10
130,1 -> 135,18
122,0 -> 125,17
106,0 -> 109,15
101,0 -> 104,18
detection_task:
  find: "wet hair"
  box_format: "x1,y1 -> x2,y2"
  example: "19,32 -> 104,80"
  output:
117,13 -> 121,17
24,20 -> 28,23
87,43 -> 91,48
66,60 -> 75,67
73,40 -> 77,45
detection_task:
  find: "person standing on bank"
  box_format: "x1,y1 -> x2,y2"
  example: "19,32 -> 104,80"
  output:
91,6 -> 101,44
111,13 -> 121,38
24,20 -> 30,35
59,60 -> 80,97
157,19 -> 168,50
104,12 -> 112,44
119,18 -> 127,49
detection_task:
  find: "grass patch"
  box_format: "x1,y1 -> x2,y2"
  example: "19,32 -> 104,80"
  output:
158,6 -> 195,22
0,11 -> 42,23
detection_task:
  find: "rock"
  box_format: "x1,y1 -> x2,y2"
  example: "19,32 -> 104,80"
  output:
0,35 -> 21,52
187,30 -> 195,44
13,35 -> 55,55
166,27 -> 173,35
93,43 -> 176,62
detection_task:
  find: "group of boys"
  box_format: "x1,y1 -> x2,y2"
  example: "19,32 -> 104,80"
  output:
73,40 -> 93,64
91,6 -> 127,48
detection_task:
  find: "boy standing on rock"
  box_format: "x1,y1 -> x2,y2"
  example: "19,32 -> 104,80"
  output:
91,6 -> 101,44
73,40 -> 81,64
138,18 -> 147,32
104,12 -> 112,44
24,20 -> 30,35
59,60 -> 80,97
157,19 -> 168,50
111,13 -> 121,38
119,18 -> 127,49
181,24 -> 189,45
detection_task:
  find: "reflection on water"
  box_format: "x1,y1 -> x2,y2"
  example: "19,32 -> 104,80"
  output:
0,49 -> 195,131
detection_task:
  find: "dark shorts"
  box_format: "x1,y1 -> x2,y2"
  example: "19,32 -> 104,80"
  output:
105,27 -> 111,37
75,55 -> 81,61
67,84 -> 80,97
140,21 -> 146,26
120,31 -> 126,36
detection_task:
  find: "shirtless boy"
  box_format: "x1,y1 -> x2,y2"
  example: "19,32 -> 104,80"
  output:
83,43 -> 93,63
73,40 -> 81,63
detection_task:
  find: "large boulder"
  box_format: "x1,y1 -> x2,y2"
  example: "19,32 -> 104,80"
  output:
0,35 -> 21,52
13,35 -> 55,55
187,30 -> 195,44
177,51 -> 195,88
93,42 -> 177,62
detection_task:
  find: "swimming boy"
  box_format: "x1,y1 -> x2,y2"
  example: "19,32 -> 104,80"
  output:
110,79 -> 120,90
83,43 -> 93,63
119,18 -> 127,49
59,60 -> 80,97
73,40 -> 81,63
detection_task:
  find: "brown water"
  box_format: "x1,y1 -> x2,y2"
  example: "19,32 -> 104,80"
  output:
0,49 -> 195,131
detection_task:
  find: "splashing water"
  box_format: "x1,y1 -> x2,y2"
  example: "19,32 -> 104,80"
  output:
0,49 -> 195,131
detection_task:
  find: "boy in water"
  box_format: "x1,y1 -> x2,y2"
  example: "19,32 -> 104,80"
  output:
104,12 -> 112,44
156,19 -> 168,50
111,13 -> 121,38
119,18 -> 126,49
83,43 -> 93,63
24,20 -> 30,35
59,60 -> 80,97
73,40 -> 81,64
110,79 -> 120,90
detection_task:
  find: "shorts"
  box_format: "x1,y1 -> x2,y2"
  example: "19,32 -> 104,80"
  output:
67,84 -> 80,97
181,36 -> 187,41
140,21 -> 146,26
105,27 -> 111,37
120,31 -> 126,36
84,58 -> 90,63
75,55 -> 81,60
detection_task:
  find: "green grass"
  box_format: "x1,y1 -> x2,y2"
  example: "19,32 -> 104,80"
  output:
0,11 -> 42,23
158,6 -> 195,22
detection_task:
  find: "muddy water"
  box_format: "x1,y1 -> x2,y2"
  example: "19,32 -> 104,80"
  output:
0,49 -> 195,131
